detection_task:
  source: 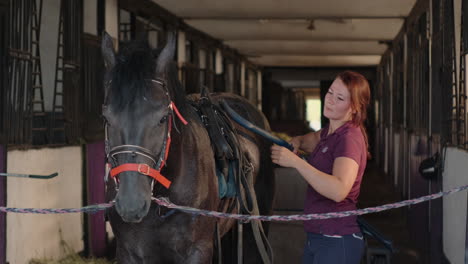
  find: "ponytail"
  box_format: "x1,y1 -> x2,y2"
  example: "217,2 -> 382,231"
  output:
337,71 -> 371,159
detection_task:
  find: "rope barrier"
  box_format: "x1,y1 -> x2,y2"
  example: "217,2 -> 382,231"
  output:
0,203 -> 113,214
1,184 -> 468,221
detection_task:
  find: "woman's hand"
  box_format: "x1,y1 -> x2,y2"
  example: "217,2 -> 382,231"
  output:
289,136 -> 302,154
271,144 -> 302,168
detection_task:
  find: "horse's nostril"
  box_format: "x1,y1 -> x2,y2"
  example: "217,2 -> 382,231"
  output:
136,201 -> 149,219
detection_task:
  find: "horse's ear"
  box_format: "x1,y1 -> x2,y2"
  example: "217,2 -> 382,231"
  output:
102,31 -> 116,70
155,31 -> 176,75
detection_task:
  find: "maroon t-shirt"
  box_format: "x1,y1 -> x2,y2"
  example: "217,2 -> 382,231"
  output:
304,121 -> 367,235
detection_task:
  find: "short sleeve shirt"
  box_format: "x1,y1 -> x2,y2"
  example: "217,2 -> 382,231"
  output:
303,121 -> 367,235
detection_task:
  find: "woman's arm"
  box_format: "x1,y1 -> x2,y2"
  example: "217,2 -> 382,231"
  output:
270,145 -> 358,202
295,157 -> 358,202
290,130 -> 321,153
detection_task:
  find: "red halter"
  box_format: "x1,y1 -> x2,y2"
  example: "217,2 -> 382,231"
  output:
107,101 -> 188,189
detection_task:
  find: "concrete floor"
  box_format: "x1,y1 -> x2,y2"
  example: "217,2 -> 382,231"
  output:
268,163 -> 423,264
358,163 -> 422,264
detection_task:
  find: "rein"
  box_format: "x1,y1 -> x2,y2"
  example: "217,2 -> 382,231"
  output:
105,78 -> 188,190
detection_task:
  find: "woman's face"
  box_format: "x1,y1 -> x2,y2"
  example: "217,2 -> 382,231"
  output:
324,78 -> 353,122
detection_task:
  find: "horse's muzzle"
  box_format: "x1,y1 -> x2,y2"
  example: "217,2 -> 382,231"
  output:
115,195 -> 150,223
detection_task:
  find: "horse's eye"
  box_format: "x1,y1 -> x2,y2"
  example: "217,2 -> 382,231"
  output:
159,116 -> 168,124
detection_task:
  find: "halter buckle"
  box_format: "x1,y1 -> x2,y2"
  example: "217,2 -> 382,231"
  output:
138,163 -> 151,175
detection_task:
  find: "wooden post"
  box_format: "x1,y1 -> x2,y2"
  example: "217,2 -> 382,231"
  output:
86,141 -> 107,257
240,62 -> 245,97
257,70 -> 262,110
177,30 -> 186,81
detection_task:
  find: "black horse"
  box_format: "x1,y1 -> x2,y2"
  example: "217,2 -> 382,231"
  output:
101,32 -> 275,263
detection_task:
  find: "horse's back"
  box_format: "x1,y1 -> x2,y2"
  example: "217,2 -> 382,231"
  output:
212,93 -> 270,130
187,92 -> 270,130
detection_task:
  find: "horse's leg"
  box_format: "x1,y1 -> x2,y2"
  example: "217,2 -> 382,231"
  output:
110,207 -> 168,264
183,239 -> 215,264
115,243 -> 142,264
114,231 -> 162,264
109,209 -> 146,264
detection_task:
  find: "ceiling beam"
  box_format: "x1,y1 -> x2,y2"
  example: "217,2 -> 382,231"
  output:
251,55 -> 382,67
248,53 -> 384,56
226,40 -> 388,56
182,16 -> 405,20
222,37 -> 395,41
184,18 -> 404,41
266,67 -> 377,81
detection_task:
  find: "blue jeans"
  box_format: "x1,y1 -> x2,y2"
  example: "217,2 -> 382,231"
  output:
302,232 -> 364,264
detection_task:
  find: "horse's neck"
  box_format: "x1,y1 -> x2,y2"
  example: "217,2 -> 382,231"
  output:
167,108 -> 206,171
161,113 -> 215,204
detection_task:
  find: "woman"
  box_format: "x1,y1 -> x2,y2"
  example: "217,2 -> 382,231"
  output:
271,70 -> 370,264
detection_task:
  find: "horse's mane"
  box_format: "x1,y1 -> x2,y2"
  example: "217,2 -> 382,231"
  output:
165,61 -> 190,116
109,39 -> 188,114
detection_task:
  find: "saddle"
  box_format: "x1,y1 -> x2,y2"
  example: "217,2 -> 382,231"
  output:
191,87 -> 273,264
191,87 -> 239,199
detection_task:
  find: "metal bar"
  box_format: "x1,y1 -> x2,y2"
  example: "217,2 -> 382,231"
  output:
7,57 -> 14,143
460,54 -> 466,149
17,0 -> 26,141
31,0 -> 47,144
51,1 -> 64,143
460,1 -> 467,150
53,0 -> 83,144
0,172 -> 58,179
0,141 -> 7,264
9,1 -> 17,144
26,0 -> 33,143
17,51 -> 25,143
5,0 -> 39,146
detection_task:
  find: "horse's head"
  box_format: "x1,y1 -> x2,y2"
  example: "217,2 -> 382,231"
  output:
101,32 -> 176,223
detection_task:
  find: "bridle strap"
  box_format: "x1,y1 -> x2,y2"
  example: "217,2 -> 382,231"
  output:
170,102 -> 188,125
155,112 -> 172,170
105,78 -> 188,190
110,163 -> 171,189
108,114 -> 172,189
109,145 -> 158,165
110,144 -> 155,153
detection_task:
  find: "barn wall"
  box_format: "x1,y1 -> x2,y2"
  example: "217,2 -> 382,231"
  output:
442,147 -> 468,264
6,147 -> 83,264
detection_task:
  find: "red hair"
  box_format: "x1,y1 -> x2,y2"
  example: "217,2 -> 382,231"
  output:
336,71 -> 371,158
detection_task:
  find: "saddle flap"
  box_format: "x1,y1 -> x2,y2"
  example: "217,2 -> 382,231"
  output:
198,92 -> 235,159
